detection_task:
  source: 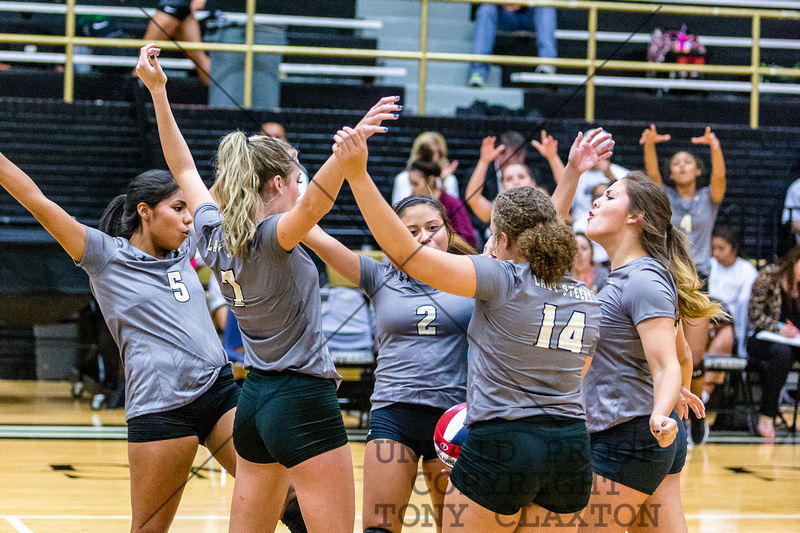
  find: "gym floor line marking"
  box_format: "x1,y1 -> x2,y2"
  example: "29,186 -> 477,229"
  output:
5,517 -> 34,533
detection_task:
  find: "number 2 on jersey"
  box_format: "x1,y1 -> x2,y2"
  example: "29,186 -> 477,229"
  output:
221,269 -> 245,307
416,305 -> 437,336
534,303 -> 586,353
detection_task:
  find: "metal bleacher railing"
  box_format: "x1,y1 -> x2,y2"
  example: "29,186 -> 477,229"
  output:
0,0 -> 799,127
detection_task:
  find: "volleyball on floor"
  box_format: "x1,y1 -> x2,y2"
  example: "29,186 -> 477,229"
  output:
434,402 -> 469,468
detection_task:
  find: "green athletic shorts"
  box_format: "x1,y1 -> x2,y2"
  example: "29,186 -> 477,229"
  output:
450,415 -> 592,516
233,369 -> 348,468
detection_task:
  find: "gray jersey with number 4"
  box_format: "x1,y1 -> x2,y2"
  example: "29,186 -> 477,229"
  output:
583,256 -> 678,433
194,203 -> 339,383
78,227 -> 228,420
359,255 -> 473,411
466,256 -> 602,426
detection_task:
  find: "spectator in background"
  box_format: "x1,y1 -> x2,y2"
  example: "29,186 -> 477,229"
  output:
709,227 -> 758,356
782,177 -> 800,241
407,145 -> 476,248
142,0 -> 210,85
464,135 -> 537,224
572,232 -> 610,294
468,3 -> 557,87
747,245 -> 800,439
392,131 -> 459,205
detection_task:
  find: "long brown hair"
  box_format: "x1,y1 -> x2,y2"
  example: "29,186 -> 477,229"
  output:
622,171 -> 719,320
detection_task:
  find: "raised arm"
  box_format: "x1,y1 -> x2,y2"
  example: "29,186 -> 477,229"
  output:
638,316 -> 682,448
342,130 -> 477,298
0,153 -> 86,261
464,137 -> 503,223
531,130 -> 565,184
135,44 -> 213,215
692,127 -> 726,203
550,129 -> 613,220
276,98 -> 399,251
302,225 -> 362,287
639,124 -> 670,188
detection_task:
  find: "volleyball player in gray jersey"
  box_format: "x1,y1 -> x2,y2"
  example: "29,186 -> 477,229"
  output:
337,128 -> 612,532
579,171 -> 717,532
303,195 -> 475,533
0,158 -> 241,532
136,43 -> 398,533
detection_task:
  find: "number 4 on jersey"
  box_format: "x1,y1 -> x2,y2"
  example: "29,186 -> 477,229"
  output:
534,303 -> 586,353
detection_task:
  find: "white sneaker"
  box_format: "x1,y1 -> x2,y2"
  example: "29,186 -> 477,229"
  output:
468,73 -> 487,87
535,65 -> 556,75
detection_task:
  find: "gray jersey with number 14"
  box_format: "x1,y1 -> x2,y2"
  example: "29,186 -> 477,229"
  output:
466,256 -> 602,426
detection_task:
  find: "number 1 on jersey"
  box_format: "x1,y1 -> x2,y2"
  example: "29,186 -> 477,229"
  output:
221,269 -> 245,307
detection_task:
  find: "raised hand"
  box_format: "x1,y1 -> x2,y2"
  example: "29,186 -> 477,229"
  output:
479,136 -> 505,164
355,96 -> 402,134
332,126 -> 385,179
691,126 -> 720,147
650,413 -> 678,448
441,159 -> 459,178
531,130 -> 558,160
566,128 -> 614,176
639,124 -> 671,145
134,43 -> 167,92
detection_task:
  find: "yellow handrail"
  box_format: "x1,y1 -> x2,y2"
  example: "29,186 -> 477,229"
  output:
0,0 -> 798,128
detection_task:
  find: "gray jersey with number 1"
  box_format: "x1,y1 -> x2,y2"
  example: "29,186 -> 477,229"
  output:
194,203 -> 339,383
466,256 -> 602,426
359,255 -> 473,411
77,227 -> 228,420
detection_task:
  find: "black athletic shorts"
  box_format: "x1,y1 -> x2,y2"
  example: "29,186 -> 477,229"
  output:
590,411 -> 687,495
158,0 -> 192,21
367,403 -> 447,461
450,415 -> 592,516
127,365 -> 239,445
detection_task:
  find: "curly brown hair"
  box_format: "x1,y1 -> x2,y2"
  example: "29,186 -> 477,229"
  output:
493,187 -> 576,284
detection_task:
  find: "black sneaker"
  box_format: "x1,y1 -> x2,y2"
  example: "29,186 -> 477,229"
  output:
281,497 -> 307,533
689,409 -> 709,445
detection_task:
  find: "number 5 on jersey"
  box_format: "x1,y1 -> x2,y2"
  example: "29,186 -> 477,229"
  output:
535,303 -> 586,353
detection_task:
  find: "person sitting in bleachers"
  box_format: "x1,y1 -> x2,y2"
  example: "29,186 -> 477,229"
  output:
141,0 -> 210,85
747,245 -> 800,438
709,226 -> 758,357
391,131 -> 459,205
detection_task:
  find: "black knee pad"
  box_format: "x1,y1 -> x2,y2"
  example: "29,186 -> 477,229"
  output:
364,529 -> 393,533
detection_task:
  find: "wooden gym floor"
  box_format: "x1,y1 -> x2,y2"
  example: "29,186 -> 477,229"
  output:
1,380 -> 798,532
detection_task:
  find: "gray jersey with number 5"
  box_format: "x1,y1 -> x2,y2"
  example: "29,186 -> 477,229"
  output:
359,255 -> 473,411
466,256 -> 601,426
78,227 -> 227,420
194,203 -> 339,383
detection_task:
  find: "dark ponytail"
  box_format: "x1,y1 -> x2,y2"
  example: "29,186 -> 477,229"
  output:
98,170 -> 179,239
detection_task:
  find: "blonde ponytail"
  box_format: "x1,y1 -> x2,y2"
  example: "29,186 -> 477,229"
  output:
214,132 -> 298,258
